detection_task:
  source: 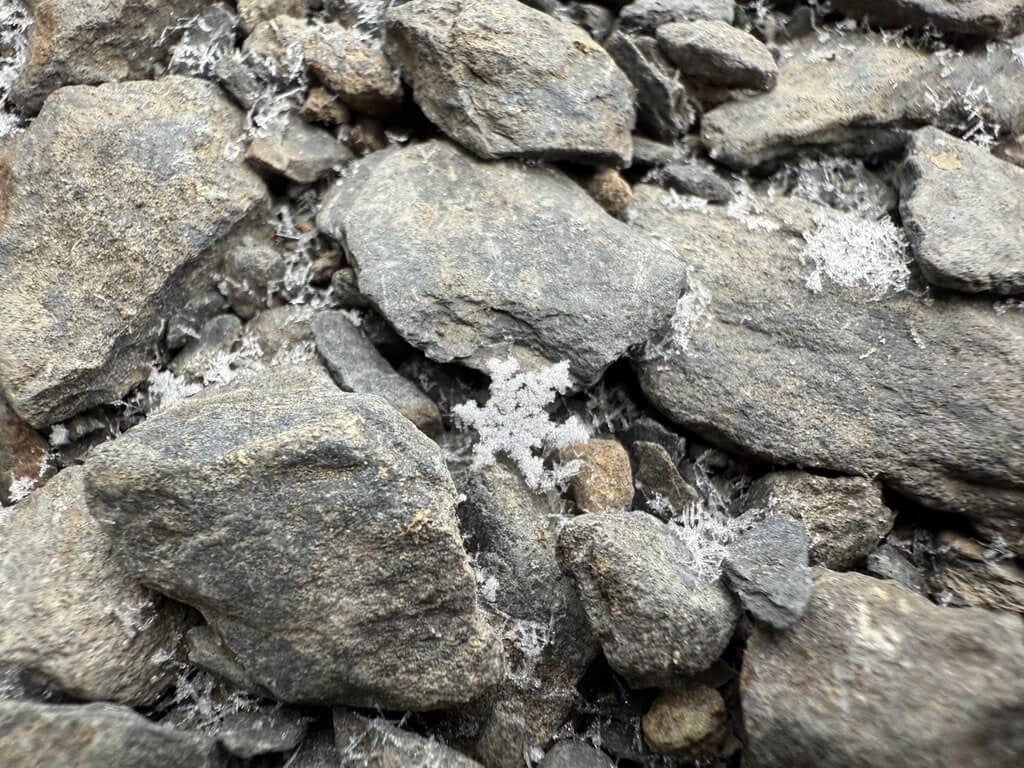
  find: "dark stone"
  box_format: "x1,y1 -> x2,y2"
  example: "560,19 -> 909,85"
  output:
619,0 -> 735,34
539,741 -> 616,768
661,161 -> 734,201
657,19 -> 777,90
631,439 -> 699,517
245,113 -> 353,183
333,711 -> 483,767
830,0 -> 1024,39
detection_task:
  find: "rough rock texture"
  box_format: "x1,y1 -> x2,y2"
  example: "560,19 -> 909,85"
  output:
631,440 -> 699,517
701,35 -> 1024,169
630,184 -> 1024,552
927,531 -> 1024,614
0,396 -> 48,506
742,569 -> 1024,768
0,466 -> 189,705
9,0 -> 208,113
312,310 -> 442,436
214,704 -> 310,759
0,77 -> 268,428
238,0 -> 306,34
723,516 -> 813,629
641,686 -> 730,760
0,701 -> 219,768
333,711 -> 483,767
586,168 -> 634,217
303,21 -> 403,117
84,364 -> 502,709
620,0 -> 736,33
830,0 -> 1024,39
561,439 -> 635,514
385,0 -> 635,165
657,20 -> 777,91
558,511 -> 739,688
246,113 -> 352,183
743,472 -> 894,570
540,741 -> 616,768
317,140 -> 686,384
661,161 -> 734,201
899,126 -> 1024,295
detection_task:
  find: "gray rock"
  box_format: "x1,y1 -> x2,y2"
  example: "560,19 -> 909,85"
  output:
287,727 -> 339,768
242,305 -> 316,364
558,511 -> 739,688
0,77 -> 268,428
246,113 -> 353,183
619,0 -> 735,34
316,140 -> 686,384
631,439 -> 699,517
238,0 -> 306,34
742,569 -> 1024,768
657,20 -> 777,91
0,396 -> 48,506
84,364 -> 502,709
723,516 -> 812,629
0,467 -> 189,705
221,242 -> 287,320
166,291 -> 231,352
169,315 -> 244,383
866,542 -> 929,594
540,741 -> 616,768
385,0 -> 635,165
0,701 -> 219,768
312,310 -> 442,436
184,626 -> 262,693
702,34 -> 1024,169
994,135 -> 1024,168
216,703 -> 311,758
630,135 -> 690,167
661,161 -> 734,201
9,0 -> 208,113
830,0 -> 1024,39
927,531 -> 1024,614
303,22 -> 402,117
899,126 -> 1024,295
333,711 -> 483,767
630,184 -> 1024,553
554,2 -> 616,41
743,472 -> 895,569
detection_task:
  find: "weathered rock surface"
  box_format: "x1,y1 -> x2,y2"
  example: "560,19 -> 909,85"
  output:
561,438 -> 634,514
742,569 -> 1024,768
585,167 -> 634,217
641,686 -> 731,760
630,184 -> 1024,552
213,704 -> 311,759
899,126 -> 1024,295
0,77 -> 268,428
238,0 -> 306,34
619,0 -> 736,33
558,511 -> 739,687
661,161 -> 734,201
317,140 -> 686,383
743,472 -> 894,569
657,20 -> 777,91
831,0 -> 1024,39
84,364 -> 502,709
334,711 -> 483,767
631,439 -> 699,517
0,467 -> 189,705
246,113 -> 352,183
0,701 -> 219,768
0,396 -> 48,506
9,0 -> 208,113
540,741 -> 616,768
385,0 -> 635,165
303,21 -> 403,117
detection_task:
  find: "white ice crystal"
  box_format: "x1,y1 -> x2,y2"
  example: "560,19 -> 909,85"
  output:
801,211 -> 911,298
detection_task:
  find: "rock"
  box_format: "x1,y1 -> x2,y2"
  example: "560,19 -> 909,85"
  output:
221,242 -> 287,320
238,0 -> 306,34
742,569 -> 1024,768
169,315 -> 244,383
242,15 -> 309,77
312,310 -> 442,436
830,0 -> 1024,39
604,31 -> 695,143
246,112 -> 352,182
8,0 -> 207,113
475,695 -> 580,768
994,135 -> 1024,168
539,741 -> 616,768
317,140 -> 686,384
630,135 -> 690,167
560,439 -> 634,514
166,291 -> 231,352
641,686 -> 731,760
299,86 -> 351,126
329,268 -> 372,309
84,364 -> 503,709
558,511 -> 739,687
661,161 -> 734,201
0,396 -> 49,506
184,626 -> 261,693
657,20 -> 777,90
928,532 -> 1024,614
0,701 -> 220,768
743,472 -> 894,569
303,21 -> 403,117
866,542 -> 929,594
0,466 -> 189,705
619,0 -> 736,34
287,727 -> 339,767
333,711 -> 483,767
585,168 -> 634,217
385,0 -> 635,165
723,516 -> 812,629
243,305 -> 315,364
701,34 -> 1024,169
629,184 -> 1024,553
631,440 -> 699,517
554,2 -> 616,41
215,703 -> 311,758
0,77 -> 268,428
899,126 -> 1024,295
165,3 -> 237,78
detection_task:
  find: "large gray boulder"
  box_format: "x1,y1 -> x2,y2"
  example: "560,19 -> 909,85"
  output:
84,364 -> 503,709
742,569 -> 1024,768
630,184 -> 1024,552
899,126 -> 1024,295
385,0 -> 635,165
0,77 -> 269,428
830,0 -> 1024,39
317,140 -> 687,384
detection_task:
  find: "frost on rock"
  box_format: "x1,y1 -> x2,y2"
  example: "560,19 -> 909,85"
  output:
801,211 -> 911,298
0,0 -> 30,139
454,357 -> 590,492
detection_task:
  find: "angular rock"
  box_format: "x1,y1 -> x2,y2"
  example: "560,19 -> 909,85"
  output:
317,140 -> 686,384
830,0 -> 1024,39
657,20 -> 777,91
0,77 -> 268,428
743,472 -> 894,569
641,686 -> 731,760
742,569 -> 1024,768
630,135 -> 691,167
0,396 -> 49,506
9,0 -> 207,113
385,0 -> 635,165
866,542 -> 929,594
299,85 -> 351,126
215,704 -> 310,758
246,113 -> 352,183
333,711 -> 483,767
539,741 -> 616,768
661,161 -> 734,201
631,439 -> 699,517
560,438 -> 634,514
84,364 -> 502,709
630,184 -> 1024,552
303,21 -> 402,117
312,310 -> 442,436
899,126 -> 1024,295
221,242 -> 287,320
238,0 -> 306,34
928,531 -> 1024,614
723,516 -> 812,629
558,511 -> 739,687
0,466 -> 189,705
619,0 -> 736,34
287,727 -> 339,768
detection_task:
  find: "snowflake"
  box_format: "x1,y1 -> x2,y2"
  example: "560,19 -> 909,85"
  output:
801,210 -> 910,298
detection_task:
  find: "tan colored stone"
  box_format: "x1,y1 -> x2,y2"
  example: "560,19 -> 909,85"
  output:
642,686 -> 730,759
585,168 -> 633,217
561,439 -> 634,513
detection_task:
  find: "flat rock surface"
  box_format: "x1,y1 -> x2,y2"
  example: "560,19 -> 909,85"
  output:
830,0 -> 1024,39
317,140 -> 687,383
620,0 -> 736,33
84,363 -> 502,709
0,76 -> 268,428
657,19 -> 777,90
333,711 -> 483,767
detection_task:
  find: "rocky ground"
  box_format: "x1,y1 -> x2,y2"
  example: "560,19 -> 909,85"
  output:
1,1 -> 1023,766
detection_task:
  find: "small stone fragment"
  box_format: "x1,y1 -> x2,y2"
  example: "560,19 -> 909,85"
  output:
641,686 -> 730,760
246,113 -> 352,183
631,440 -> 699,517
630,136 -> 691,167
169,315 -> 244,382
585,168 -> 634,217
866,542 -> 929,594
560,439 -> 634,513
221,242 -> 287,320
333,711 -> 483,767
539,741 -> 616,768
238,0 -> 306,34
619,0 -> 736,34
661,161 -> 734,201
215,704 -> 311,759
303,22 -> 403,117
299,86 -> 351,126
830,0 -> 1024,40
657,20 -> 777,90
